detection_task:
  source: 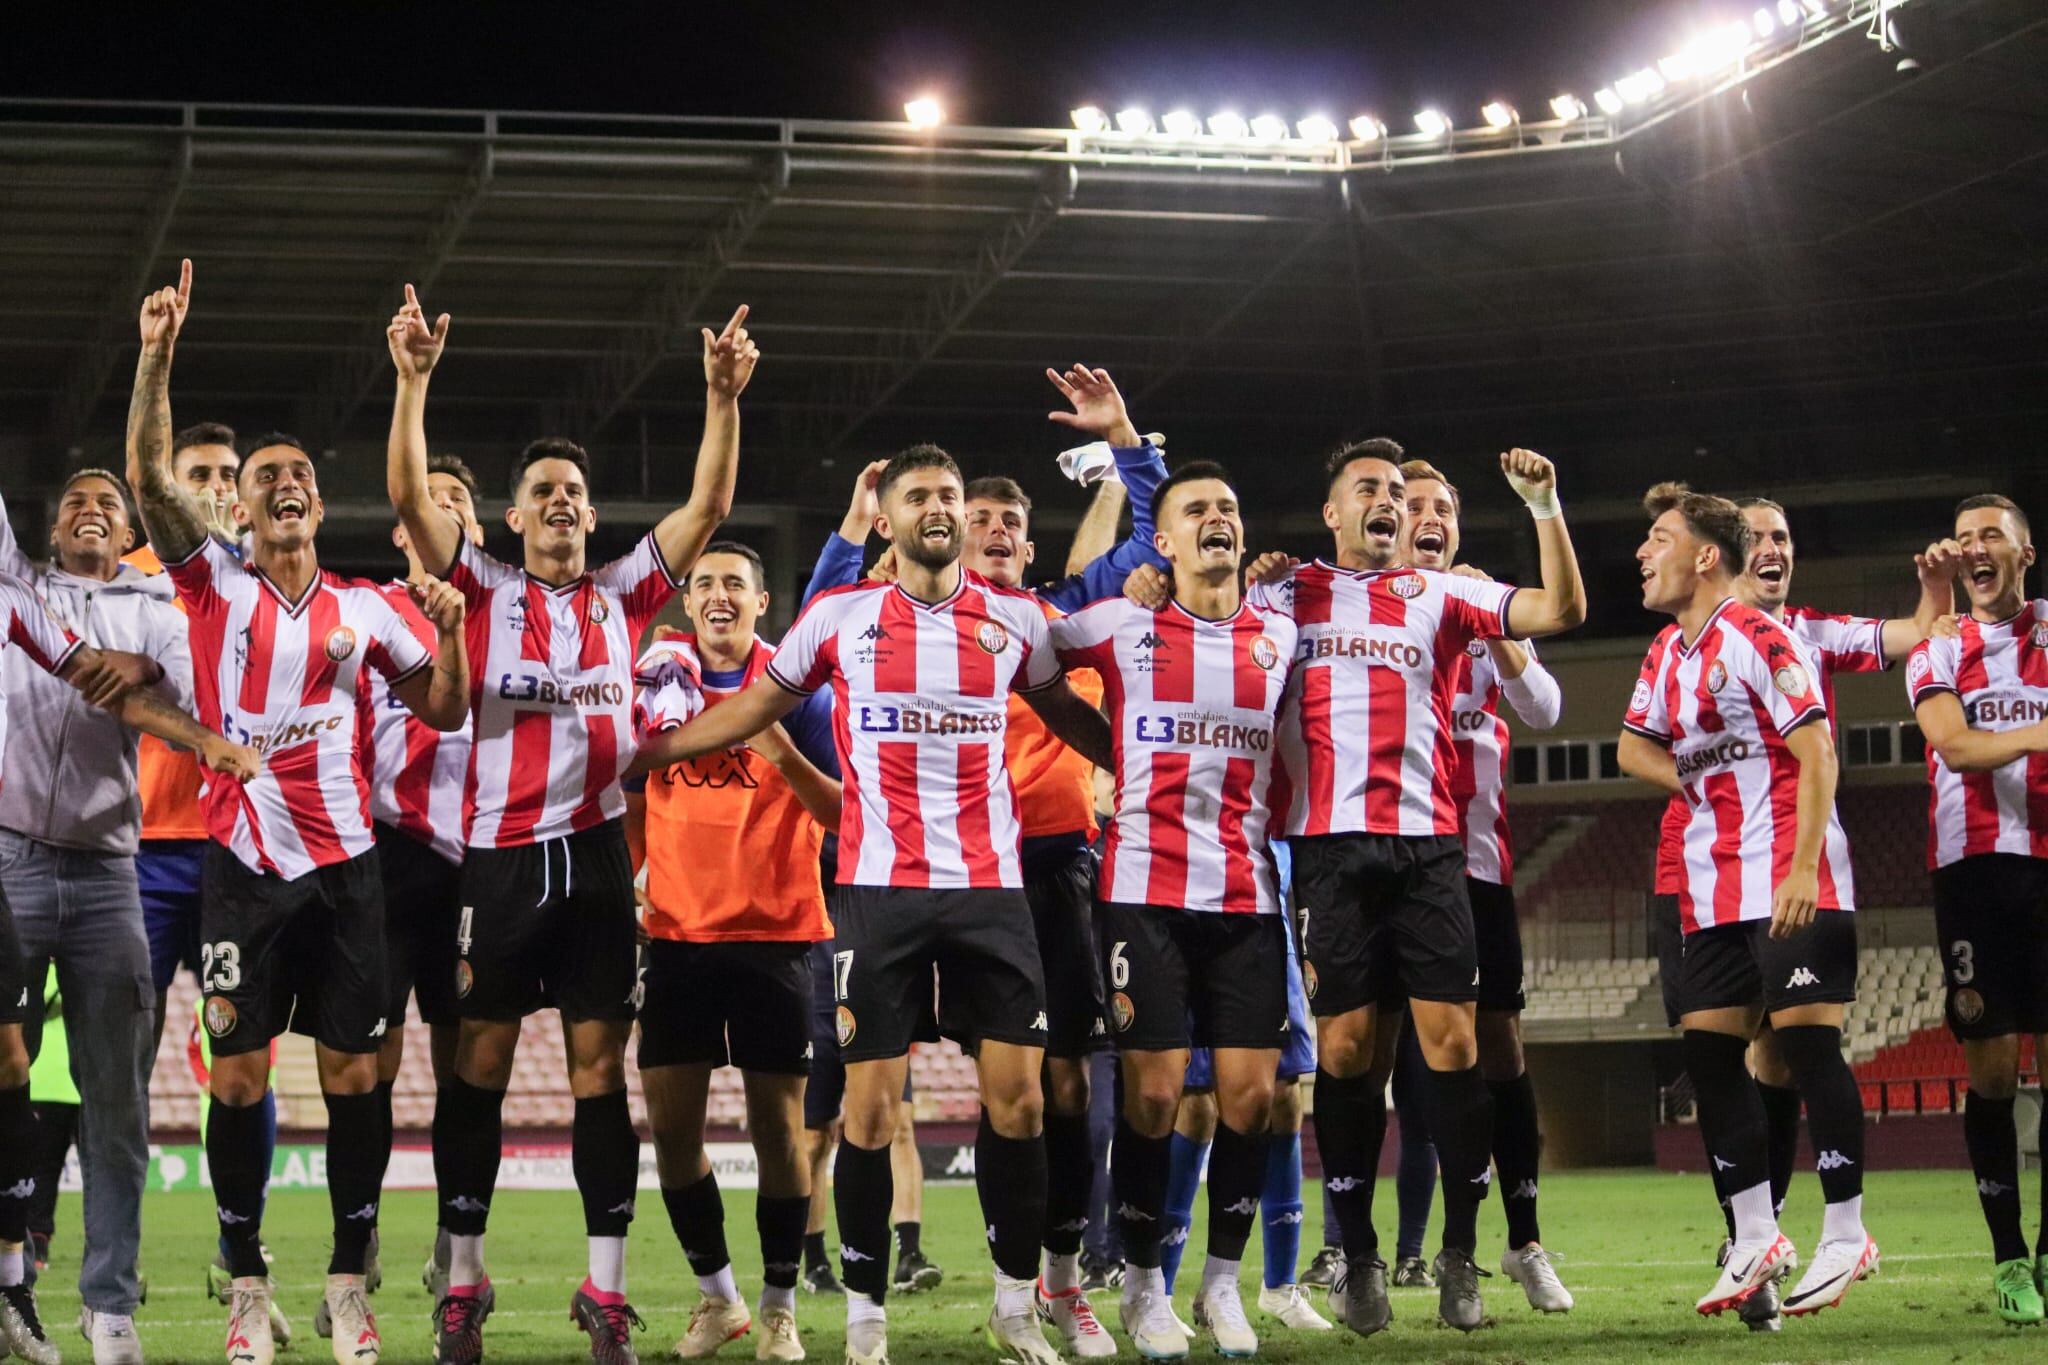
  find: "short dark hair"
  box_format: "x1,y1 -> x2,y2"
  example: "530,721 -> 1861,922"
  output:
1325,437 -> 1406,495
1956,493 -> 2031,542
963,475 -> 1033,514
1150,459 -> 1237,525
511,436 -> 591,499
241,431 -> 307,458
60,467 -> 130,506
1735,495 -> 1787,518
877,444 -> 961,503
1398,458 -> 1460,513
692,539 -> 766,590
172,421 -> 236,456
426,453 -> 480,498
1644,481 -> 1749,576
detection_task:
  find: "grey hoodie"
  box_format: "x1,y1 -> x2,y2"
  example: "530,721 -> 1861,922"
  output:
0,500 -> 194,855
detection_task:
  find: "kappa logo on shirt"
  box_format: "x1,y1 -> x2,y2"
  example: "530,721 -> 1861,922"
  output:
1136,632 -> 1168,650
859,624 -> 892,642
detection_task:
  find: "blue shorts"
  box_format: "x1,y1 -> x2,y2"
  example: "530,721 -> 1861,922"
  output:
138,839 -> 207,993
1185,924 -> 1315,1088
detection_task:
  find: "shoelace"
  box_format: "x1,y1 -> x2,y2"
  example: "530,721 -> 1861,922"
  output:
597,1300 -> 645,1345
438,1294 -> 482,1335
1045,1287 -> 1107,1335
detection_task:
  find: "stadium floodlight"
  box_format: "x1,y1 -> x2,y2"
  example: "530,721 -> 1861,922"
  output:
1160,108 -> 1202,138
1070,106 -> 1107,134
1801,0 -> 1828,14
903,97 -> 944,129
1615,69 -> 1664,104
1296,115 -> 1339,144
1480,101 -> 1516,129
1249,113 -> 1289,141
1593,87 -> 1624,115
1349,114 -> 1385,141
1207,111 -> 1250,140
1414,108 -> 1451,137
1778,0 -> 1800,19
1550,93 -> 1586,121
1753,7 -> 1776,36
1115,107 -> 1154,135
1658,49 -> 1697,80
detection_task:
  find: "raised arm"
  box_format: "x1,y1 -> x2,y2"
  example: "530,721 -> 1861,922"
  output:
1496,449 -> 1588,640
649,306 -> 759,577
1065,477 -> 1125,576
0,486 -> 33,581
386,285 -> 464,577
1914,690 -> 2048,773
125,259 -> 209,564
386,578 -> 471,732
1493,645 -> 1562,729
1616,729 -> 1681,795
1022,677 -> 1114,772
632,673 -> 802,774
801,460 -> 886,609
1769,720 -> 1837,939
1882,539 -> 1963,661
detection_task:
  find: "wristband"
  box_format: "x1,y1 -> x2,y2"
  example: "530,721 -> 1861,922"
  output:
1523,489 -> 1561,521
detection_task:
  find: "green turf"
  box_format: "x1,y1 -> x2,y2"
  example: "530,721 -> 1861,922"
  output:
25,1168 -> 2048,1362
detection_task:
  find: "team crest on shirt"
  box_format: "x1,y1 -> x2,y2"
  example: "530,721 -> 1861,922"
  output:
1771,663 -> 1809,697
1250,635 -> 1280,671
589,599 -> 610,625
454,961 -> 474,999
203,997 -> 237,1038
2032,623 -> 2048,650
1110,992 -> 1135,1032
1465,639 -> 1486,659
1705,660 -> 1728,694
1388,573 -> 1425,600
1907,651 -> 1932,687
1952,988 -> 1984,1025
324,626 -> 357,662
835,1005 -> 857,1047
1628,679 -> 1652,714
975,621 -> 1010,655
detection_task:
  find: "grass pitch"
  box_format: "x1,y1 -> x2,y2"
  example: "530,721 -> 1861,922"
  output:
30,1168 -> 2046,1362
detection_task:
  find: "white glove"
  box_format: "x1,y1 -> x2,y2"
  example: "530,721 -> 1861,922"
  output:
1056,442 -> 1119,487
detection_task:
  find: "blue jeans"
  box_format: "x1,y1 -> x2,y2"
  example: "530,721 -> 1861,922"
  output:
0,831 -> 153,1314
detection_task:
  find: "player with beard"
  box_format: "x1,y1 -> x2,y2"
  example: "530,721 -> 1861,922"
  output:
632,446 -> 1114,1365
1619,484 -> 1876,1321
128,261 -> 469,1365
387,285 -> 754,1365
1905,494 -> 2048,1324
1394,459 -> 1572,1313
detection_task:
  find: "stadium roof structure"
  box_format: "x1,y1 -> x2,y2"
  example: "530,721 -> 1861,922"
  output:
0,0 -> 2041,625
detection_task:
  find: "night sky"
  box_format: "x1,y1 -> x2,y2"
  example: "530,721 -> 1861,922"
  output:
7,1 -> 1754,130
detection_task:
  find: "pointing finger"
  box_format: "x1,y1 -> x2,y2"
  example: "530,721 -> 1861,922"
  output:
176,258 -> 192,303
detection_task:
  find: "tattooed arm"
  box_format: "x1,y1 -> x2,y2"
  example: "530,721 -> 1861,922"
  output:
124,258 -> 209,565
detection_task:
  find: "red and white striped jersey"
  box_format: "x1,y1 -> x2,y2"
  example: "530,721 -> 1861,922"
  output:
1051,597 -> 1296,914
1247,561 -> 1515,839
1623,598 -> 1854,933
1449,641 -> 1561,886
766,573 -> 1061,889
167,539 -> 430,880
1907,599 -> 2048,869
1649,605 -> 1887,894
449,534 -> 679,849
359,581 -> 471,865
0,573 -> 83,776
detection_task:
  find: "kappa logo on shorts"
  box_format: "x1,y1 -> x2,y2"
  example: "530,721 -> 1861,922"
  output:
1110,992 -> 1135,1032
324,626 -> 358,662
1388,573 -> 1425,600
1952,987 -> 1985,1024
836,1005 -> 857,1047
1030,1011 -> 1048,1031
1250,635 -> 1280,671
454,960 -> 474,1000
203,996 -> 238,1038
1785,966 -> 1820,988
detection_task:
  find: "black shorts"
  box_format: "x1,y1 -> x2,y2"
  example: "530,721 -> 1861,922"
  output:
1024,846 -> 1109,1057
0,880 -> 25,1027
804,935 -> 917,1129
1934,854 -> 2048,1040
829,885 -> 1046,1064
639,939 -> 814,1074
377,823 -> 462,1028
1649,892 -> 1685,1028
1468,877 -> 1525,1013
200,842 -> 388,1057
1674,913 -> 1858,1017
1096,902 -> 1290,1053
456,820 -> 640,1023
1291,833 -> 1476,1015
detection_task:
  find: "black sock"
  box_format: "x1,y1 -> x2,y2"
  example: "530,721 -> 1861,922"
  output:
432,1079 -> 504,1237
206,1095 -> 271,1279
1112,1118 -> 1172,1269
1204,1121 -> 1269,1263
1684,1031 -> 1769,1210
1772,1026 -> 1864,1207
371,1079 -> 396,1199
1757,1081 -> 1801,1216
1042,1110 -> 1094,1256
572,1090 -> 639,1237
975,1112 -> 1047,1282
1310,1069 -> 1384,1259
893,1221 -> 922,1260
1700,1120 -> 1736,1241
834,1137 -> 894,1299
803,1230 -> 830,1272
1490,1072 -> 1542,1249
1318,1177 -> 1340,1250
757,1195 -> 808,1291
1964,1090 -> 2027,1263
1417,1065 -> 1493,1256
323,1090 -> 385,1275
662,1171 -> 730,1277
0,1085 -> 34,1246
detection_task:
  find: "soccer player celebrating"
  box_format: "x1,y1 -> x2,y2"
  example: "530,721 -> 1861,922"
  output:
1394,459 -> 1572,1313
127,261 -> 468,1365
627,541 -> 842,1363
387,286 -> 755,1365
1906,493 -> 2048,1324
633,446 -> 1113,1365
1618,483 -> 1876,1321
